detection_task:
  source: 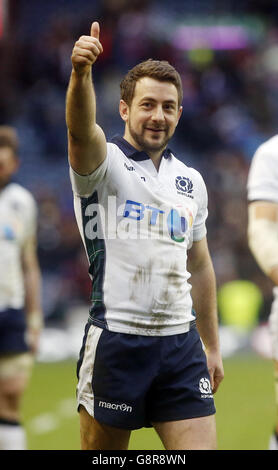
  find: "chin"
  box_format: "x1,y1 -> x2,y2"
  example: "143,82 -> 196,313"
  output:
148,139 -> 168,150
144,133 -> 168,145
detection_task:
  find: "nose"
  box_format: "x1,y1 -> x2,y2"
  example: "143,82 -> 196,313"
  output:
151,105 -> 165,122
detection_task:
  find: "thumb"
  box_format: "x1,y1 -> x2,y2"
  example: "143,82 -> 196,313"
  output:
210,374 -> 214,392
91,21 -> 100,39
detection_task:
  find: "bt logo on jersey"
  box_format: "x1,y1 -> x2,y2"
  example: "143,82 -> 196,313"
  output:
84,196 -> 193,242
123,200 -> 188,242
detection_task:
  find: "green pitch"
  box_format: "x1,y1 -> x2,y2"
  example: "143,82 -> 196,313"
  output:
22,354 -> 275,450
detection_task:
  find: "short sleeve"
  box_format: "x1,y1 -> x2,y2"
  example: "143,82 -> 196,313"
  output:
192,171 -> 208,242
69,156 -> 109,198
22,192 -> 38,244
247,138 -> 278,203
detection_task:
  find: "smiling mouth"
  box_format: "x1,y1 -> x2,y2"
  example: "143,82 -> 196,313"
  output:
145,128 -> 165,132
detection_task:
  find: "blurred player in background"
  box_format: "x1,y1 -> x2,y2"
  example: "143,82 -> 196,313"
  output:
66,22 -> 224,450
247,136 -> 278,450
0,127 -> 43,450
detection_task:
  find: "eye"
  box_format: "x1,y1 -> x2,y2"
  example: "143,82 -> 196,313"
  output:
164,103 -> 175,111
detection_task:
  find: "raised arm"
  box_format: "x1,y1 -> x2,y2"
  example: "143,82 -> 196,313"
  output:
187,237 -> 224,393
66,21 -> 107,175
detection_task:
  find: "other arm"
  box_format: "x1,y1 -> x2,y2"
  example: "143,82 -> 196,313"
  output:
21,237 -> 43,355
248,201 -> 278,285
66,21 -> 106,175
187,237 -> 224,393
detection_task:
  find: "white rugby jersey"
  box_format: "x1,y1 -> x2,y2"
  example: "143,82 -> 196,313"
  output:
70,136 -> 208,336
0,183 -> 37,310
247,135 -> 278,203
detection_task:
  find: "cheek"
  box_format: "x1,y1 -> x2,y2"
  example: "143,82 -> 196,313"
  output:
169,117 -> 179,130
130,115 -> 145,130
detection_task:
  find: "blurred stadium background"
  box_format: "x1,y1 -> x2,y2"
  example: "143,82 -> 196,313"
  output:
1,0 -> 278,449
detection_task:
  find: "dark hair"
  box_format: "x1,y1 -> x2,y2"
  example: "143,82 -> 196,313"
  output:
120,59 -> 183,107
0,126 -> 19,155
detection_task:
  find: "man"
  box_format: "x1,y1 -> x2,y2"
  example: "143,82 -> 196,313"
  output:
0,126 -> 43,450
66,21 -> 224,450
247,135 -> 278,450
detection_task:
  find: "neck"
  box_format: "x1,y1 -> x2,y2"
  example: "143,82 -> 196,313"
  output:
122,132 -> 165,170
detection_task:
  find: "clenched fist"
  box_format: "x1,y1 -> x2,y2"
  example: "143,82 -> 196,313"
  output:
71,22 -> 103,74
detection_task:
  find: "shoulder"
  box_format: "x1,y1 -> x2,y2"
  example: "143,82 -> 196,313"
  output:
172,155 -> 207,191
13,182 -> 35,200
252,135 -> 278,165
248,135 -> 278,202
103,141 -> 127,168
107,142 -> 125,157
248,135 -> 278,181
170,157 -> 207,212
6,183 -> 37,211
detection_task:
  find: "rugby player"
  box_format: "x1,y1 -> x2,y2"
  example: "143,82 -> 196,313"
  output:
247,135 -> 278,450
0,126 -> 43,449
66,21 -> 224,450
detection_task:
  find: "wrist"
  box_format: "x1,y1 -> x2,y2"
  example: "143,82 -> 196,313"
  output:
72,66 -> 92,79
205,345 -> 221,356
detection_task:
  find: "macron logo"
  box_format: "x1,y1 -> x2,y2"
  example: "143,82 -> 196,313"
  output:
98,401 -> 132,413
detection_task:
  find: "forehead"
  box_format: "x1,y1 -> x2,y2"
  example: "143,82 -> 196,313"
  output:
133,77 -> 179,104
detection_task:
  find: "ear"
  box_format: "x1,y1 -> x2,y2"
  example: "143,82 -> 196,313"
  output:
174,106 -> 183,129
119,99 -> 129,123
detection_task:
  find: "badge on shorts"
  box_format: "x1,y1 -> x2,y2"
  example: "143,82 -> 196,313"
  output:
199,377 -> 213,398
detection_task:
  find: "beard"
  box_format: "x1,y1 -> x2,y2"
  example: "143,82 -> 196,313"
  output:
128,121 -> 172,154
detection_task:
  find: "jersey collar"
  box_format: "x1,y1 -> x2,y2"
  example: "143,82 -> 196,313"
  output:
110,135 -> 172,161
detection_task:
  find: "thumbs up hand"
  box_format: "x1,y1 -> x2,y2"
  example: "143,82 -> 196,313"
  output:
71,22 -> 103,74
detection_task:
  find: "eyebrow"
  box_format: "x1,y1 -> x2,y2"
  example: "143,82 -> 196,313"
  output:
139,97 -> 177,105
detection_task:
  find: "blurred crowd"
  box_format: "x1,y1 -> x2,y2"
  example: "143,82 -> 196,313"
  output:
1,0 -> 278,323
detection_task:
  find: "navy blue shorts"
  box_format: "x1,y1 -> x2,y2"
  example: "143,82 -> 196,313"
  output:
0,308 -> 29,354
76,322 -> 216,430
